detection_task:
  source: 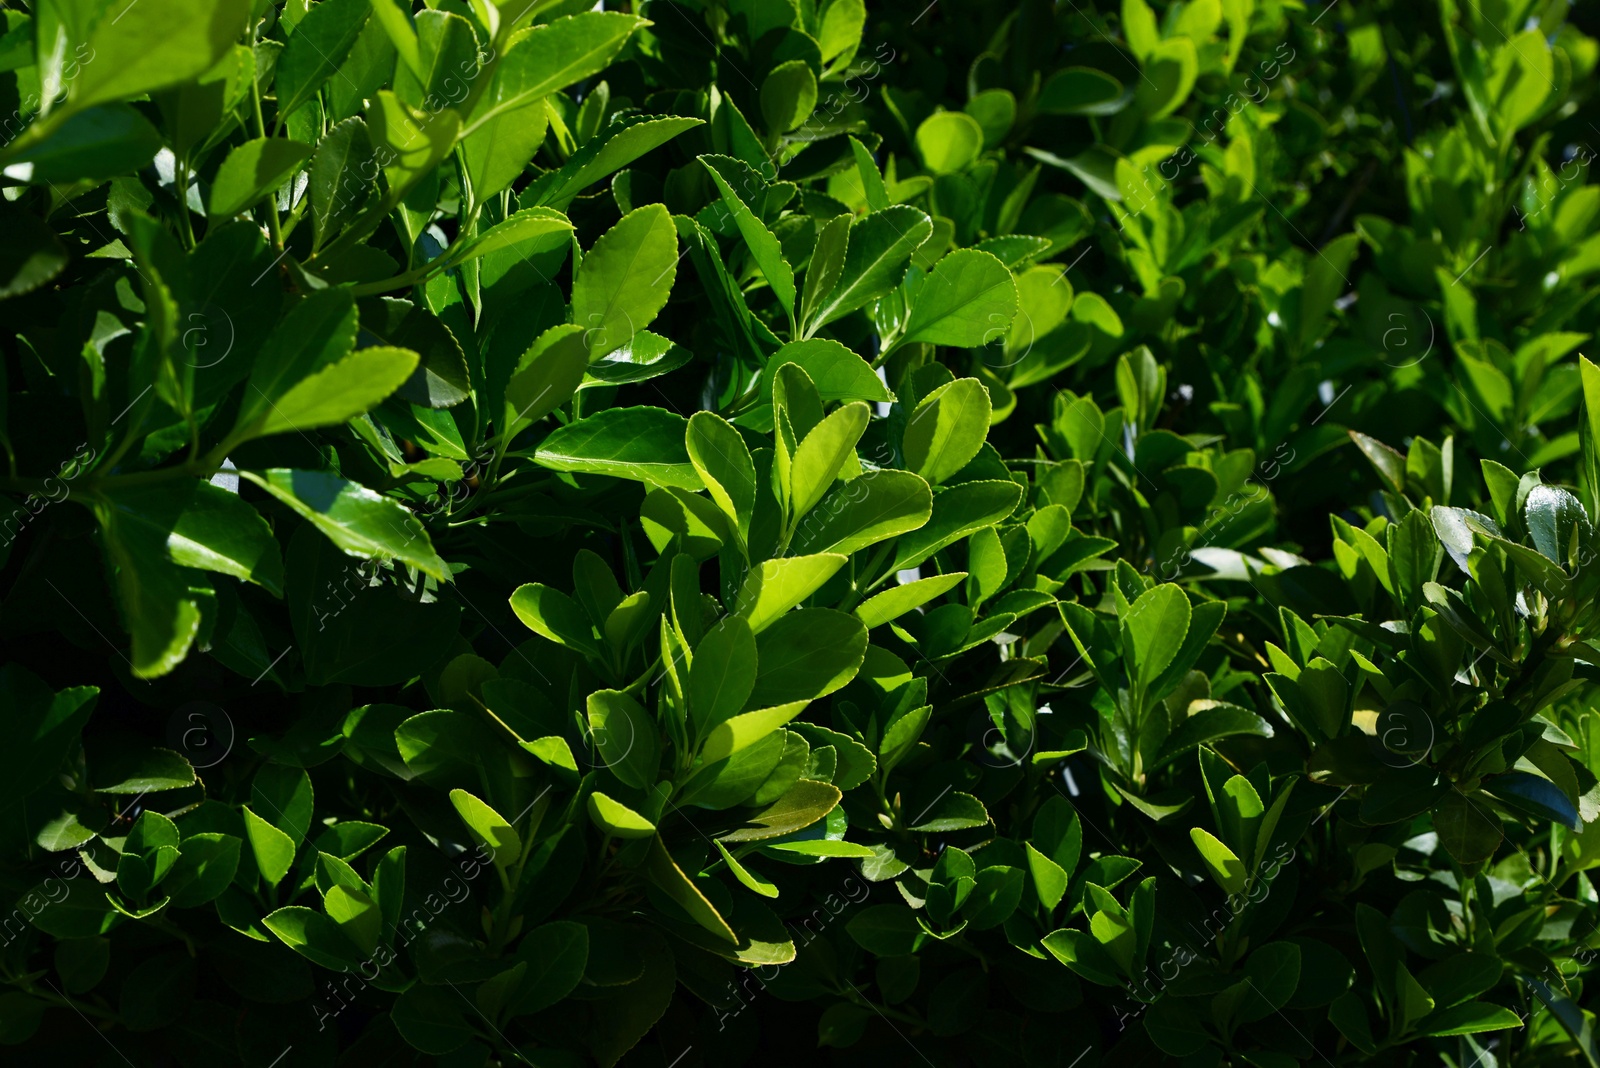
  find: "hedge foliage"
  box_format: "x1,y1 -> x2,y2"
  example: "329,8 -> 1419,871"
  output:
1,0 -> 1599,1064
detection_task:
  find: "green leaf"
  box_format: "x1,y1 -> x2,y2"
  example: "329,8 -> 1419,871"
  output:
239,289 -> 358,428
1026,842 -> 1069,911
450,207 -> 574,268
847,905 -> 924,956
461,93 -> 549,202
504,324 -> 590,432
1037,67 -> 1129,115
391,983 -> 473,1055
1135,38 -> 1198,120
687,412 -> 757,548
534,406 -> 700,489
909,791 -> 989,832
790,402 -> 870,523
701,701 -> 809,765
92,500 -> 203,679
854,572 -> 966,629
1124,584 -> 1191,691
733,553 -> 848,632
243,806 -> 297,887
1579,355 -> 1600,519
67,0 -> 250,112
367,90 -> 460,210
1153,702 -> 1272,769
1434,791 -> 1505,864
485,12 -> 646,116
209,137 -> 312,218
715,840 -> 778,897
0,667 -> 97,813
1190,827 -> 1246,894
510,583 -> 600,656
903,378 -> 992,484
509,921 -> 589,1014
702,155 -> 796,321
891,480 -> 1023,571
583,331 -> 693,389
760,59 -> 817,134
915,111 -> 985,175
587,791 -> 657,838
240,469 -> 449,581
244,346 -> 418,439
1234,942 -> 1302,1025
1297,233 -> 1360,352
571,203 -> 679,357
645,837 -> 738,942
310,117 -> 374,250
526,114 -> 704,209
275,0 -> 370,120
805,206 -> 934,335
94,481 -> 284,596
880,705 -> 931,775
449,789 -> 522,865
793,471 -> 934,557
1,105 -> 163,183
903,250 -> 1018,349
766,339 -> 892,406
720,779 -> 842,842
750,610 -> 867,706
587,689 -> 661,791
1418,1002 -> 1525,1036
0,202 -> 68,297
688,615 -> 758,731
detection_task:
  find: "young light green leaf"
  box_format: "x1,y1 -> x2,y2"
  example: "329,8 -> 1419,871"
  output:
686,411 -> 757,548
801,214 -> 851,334
854,572 -> 966,629
1190,827 -> 1246,895
902,250 -> 1018,349
243,806 -> 297,887
903,378 -> 992,484
699,701 -> 809,765
805,206 -> 934,335
483,13 -> 647,118
789,402 -> 870,524
535,407 -> 700,489
449,789 -> 521,866
715,840 -> 778,898
587,791 -> 657,838
733,553 -> 848,632
95,481 -> 284,596
760,59 -> 817,134
450,208 -> 573,268
367,91 -> 460,210
890,480 -> 1023,571
792,471 -> 933,557
570,204 -> 678,357
510,583 -> 601,657
240,469 -> 449,581
915,111 -> 984,175
645,837 -> 738,942
1124,584 -> 1191,691
310,117 -> 373,250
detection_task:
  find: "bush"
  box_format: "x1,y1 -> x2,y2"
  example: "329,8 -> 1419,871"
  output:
1,0 -> 1598,1063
